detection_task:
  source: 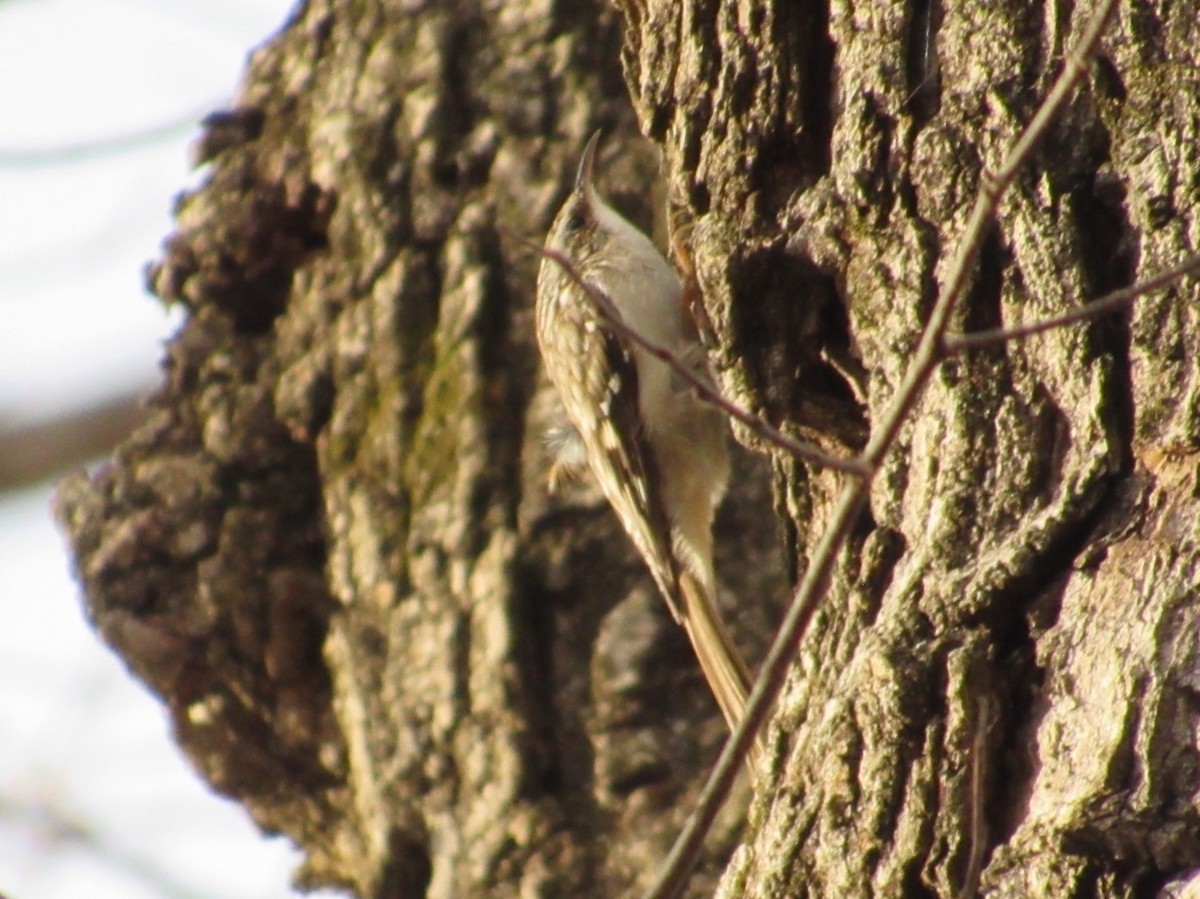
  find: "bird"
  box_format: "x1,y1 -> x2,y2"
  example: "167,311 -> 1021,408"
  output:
534,131 -> 755,738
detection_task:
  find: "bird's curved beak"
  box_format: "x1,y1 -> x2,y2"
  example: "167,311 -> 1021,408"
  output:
575,129 -> 603,203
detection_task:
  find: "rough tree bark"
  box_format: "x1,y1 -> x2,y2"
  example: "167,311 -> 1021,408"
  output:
56,0 -> 1199,897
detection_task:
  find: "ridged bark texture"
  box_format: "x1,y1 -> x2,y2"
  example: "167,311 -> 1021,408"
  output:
56,0 -> 1200,897
621,0 -> 1200,895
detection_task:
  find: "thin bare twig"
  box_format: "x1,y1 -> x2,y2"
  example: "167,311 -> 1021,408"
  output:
0,794 -> 220,899
641,1 -> 1119,896
0,107 -> 211,167
537,245 -> 871,477
945,251 -> 1200,352
0,392 -> 149,492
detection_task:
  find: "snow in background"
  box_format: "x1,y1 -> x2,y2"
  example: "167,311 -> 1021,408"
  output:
0,1 -> 343,896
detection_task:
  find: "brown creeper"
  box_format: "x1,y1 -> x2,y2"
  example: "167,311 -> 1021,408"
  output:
535,132 -> 753,734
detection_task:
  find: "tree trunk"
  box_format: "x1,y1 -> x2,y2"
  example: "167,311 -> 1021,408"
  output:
56,0 -> 1200,897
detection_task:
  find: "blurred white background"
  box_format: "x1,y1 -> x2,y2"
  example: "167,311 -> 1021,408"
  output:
0,1 -> 343,896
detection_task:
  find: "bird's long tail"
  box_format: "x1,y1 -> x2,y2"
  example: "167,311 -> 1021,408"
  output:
679,572 -> 763,769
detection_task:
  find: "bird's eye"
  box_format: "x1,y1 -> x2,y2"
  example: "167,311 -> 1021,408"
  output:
565,207 -> 588,232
